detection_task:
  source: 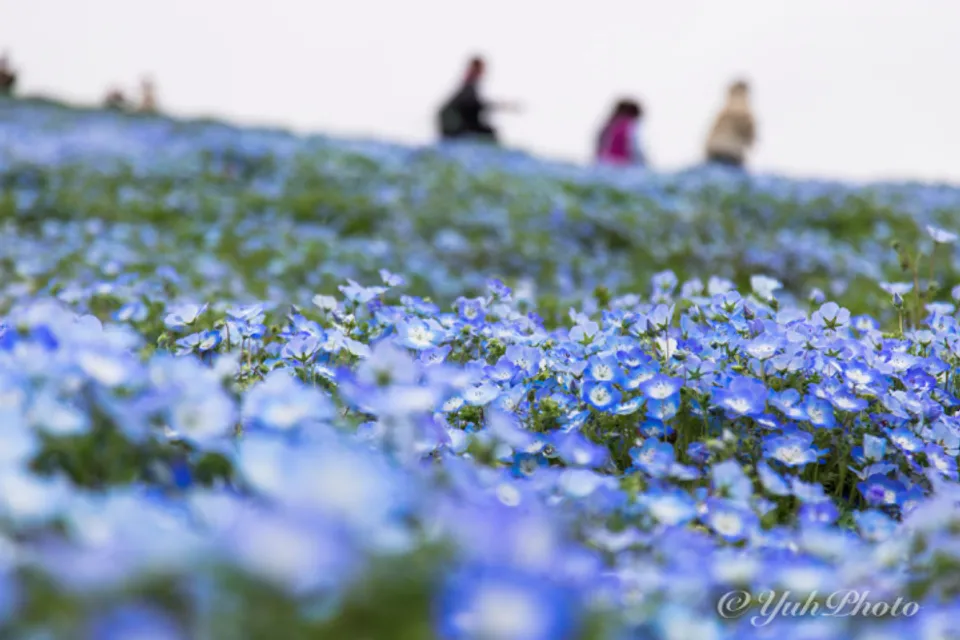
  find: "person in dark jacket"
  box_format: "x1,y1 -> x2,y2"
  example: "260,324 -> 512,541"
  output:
103,86 -> 128,111
437,56 -> 518,143
0,53 -> 18,97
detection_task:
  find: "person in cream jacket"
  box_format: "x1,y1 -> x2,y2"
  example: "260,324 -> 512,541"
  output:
705,80 -> 756,168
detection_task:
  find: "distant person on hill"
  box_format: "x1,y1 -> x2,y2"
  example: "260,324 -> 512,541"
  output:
138,76 -> 158,114
104,87 -> 129,111
436,56 -> 519,144
596,99 -> 646,167
705,80 -> 756,169
0,52 -> 18,97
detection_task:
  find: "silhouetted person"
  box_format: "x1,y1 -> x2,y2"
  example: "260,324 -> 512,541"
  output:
0,52 -> 18,97
437,56 -> 518,144
596,99 -> 646,166
138,76 -> 158,113
705,80 -> 756,168
104,87 -> 128,111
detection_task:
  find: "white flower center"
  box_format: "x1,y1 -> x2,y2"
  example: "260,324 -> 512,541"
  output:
593,364 -> 613,381
712,512 -> 743,537
589,387 -> 612,407
776,445 -> 804,465
724,397 -> 752,414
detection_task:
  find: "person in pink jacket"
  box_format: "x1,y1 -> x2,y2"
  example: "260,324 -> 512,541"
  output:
596,99 -> 646,166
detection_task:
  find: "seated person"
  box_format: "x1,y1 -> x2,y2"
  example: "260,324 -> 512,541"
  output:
104,87 -> 129,111
437,56 -> 518,143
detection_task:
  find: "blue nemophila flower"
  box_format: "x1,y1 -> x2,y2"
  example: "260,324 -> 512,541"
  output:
858,434 -> 887,462
624,364 -> 660,390
687,442 -> 710,465
613,396 -> 643,416
651,270 -> 678,294
237,432 -> 408,532
558,468 -> 610,498
882,350 -> 917,373
379,268 -> 406,287
584,354 -> 624,385
228,510 -> 358,594
770,388 -> 808,420
711,459 -> 753,504
880,281 -> 914,297
642,489 -> 698,527
87,604 -> 184,640
899,485 -> 927,515
312,294 -> 338,312
226,303 -> 265,322
888,427 -> 924,453
504,345 -> 541,377
26,390 -> 89,437
704,498 -> 757,542
616,347 -> 652,370
803,396 -> 836,429
646,304 -> 674,331
811,301 -> 850,329
569,318 -> 600,343
419,345 -> 451,366
487,279 -> 512,299
242,369 -> 334,432
339,279 -> 387,304
631,440 -> 675,478
463,382 -> 500,406
487,359 -> 520,384
552,432 -> 609,468
757,461 -> 791,496
851,314 -> 880,332
395,317 -> 441,350
828,390 -> 869,413
750,274 -> 783,300
854,509 -> 898,542
163,303 -> 207,330
148,357 -> 237,447
638,373 -> 683,401
486,409 -> 535,450
926,224 -> 959,244
175,329 -> 221,355
790,477 -> 830,503
713,375 -> 767,418
113,301 -> 148,323
0,466 -> 70,524
858,474 -> 907,507
75,349 -> 140,388
798,501 -> 840,526
925,444 -> 959,480
646,396 -> 680,421
281,334 -> 321,362
436,565 -> 580,640
456,297 -> 486,326
744,334 -> 781,360
638,418 -> 673,439
581,381 -> 621,411
842,362 -> 877,391
493,384 -> 527,414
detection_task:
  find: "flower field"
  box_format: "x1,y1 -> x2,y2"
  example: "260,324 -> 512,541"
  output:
2,97 -> 960,639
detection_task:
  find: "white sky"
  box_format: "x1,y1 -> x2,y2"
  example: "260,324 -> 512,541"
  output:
2,0 -> 958,183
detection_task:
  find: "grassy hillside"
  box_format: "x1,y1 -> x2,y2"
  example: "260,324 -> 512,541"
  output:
0,97 -> 959,639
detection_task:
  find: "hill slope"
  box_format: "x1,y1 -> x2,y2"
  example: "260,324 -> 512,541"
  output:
0,98 -> 960,638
